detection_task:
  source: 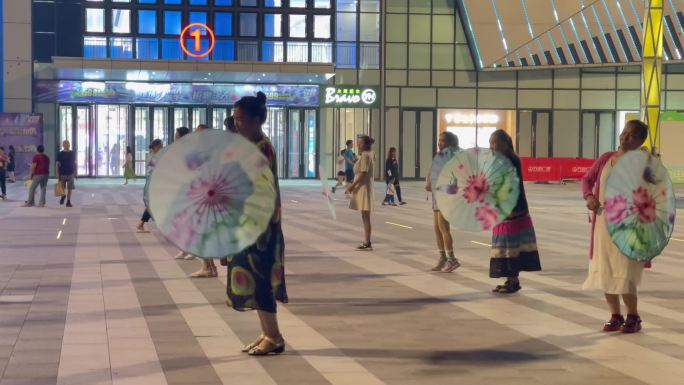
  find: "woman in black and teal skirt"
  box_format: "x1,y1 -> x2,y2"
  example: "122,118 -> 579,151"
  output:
488,130 -> 541,293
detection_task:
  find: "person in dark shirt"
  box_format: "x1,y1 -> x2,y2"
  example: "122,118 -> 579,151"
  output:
7,145 -> 16,183
385,147 -> 405,205
0,146 -> 7,199
24,145 -> 50,207
56,140 -> 77,207
343,140 -> 357,182
488,129 -> 541,294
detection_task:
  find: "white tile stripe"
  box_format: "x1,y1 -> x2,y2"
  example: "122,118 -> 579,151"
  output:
285,218 -> 684,385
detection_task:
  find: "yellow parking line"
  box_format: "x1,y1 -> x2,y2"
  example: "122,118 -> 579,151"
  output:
56,230 -> 62,240
385,221 -> 413,229
471,240 -> 491,247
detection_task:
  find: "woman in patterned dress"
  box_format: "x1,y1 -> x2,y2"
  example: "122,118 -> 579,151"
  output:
488,130 -> 542,293
228,92 -> 288,355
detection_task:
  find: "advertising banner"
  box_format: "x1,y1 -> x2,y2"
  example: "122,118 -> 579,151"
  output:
520,157 -> 596,183
0,113 -> 44,178
34,80 -> 320,107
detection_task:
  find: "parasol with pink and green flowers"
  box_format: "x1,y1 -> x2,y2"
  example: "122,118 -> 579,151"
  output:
604,150 -> 676,262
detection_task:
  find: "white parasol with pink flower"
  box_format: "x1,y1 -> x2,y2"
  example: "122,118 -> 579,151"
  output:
604,150 -> 676,261
148,130 -> 276,259
435,148 -> 520,232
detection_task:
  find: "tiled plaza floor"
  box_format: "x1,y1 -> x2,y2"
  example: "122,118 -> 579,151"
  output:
1,179 -> 683,385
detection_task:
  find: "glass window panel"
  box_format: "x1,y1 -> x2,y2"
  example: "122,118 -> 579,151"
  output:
215,13 -> 233,36
314,0 -> 331,8
190,12 -> 207,33
164,0 -> 181,3
187,39 -> 210,60
264,0 -> 282,6
410,0 -> 431,13
387,0 -> 407,12
264,14 -> 282,37
386,43 -> 407,69
432,15 -> 454,43
360,42 -> 379,69
409,15 -> 430,42
287,42 -> 308,62
314,15 -> 330,39
164,11 -> 181,35
433,0 -> 454,14
112,9 -> 131,34
240,13 -> 257,36
110,37 -> 133,59
291,0 -> 306,7
360,0 -> 380,12
84,36 -> 107,58
432,44 -> 453,69
86,8 -> 104,33
336,13 -> 356,41
237,41 -> 258,61
336,42 -> 356,68
262,41 -> 285,62
311,42 -> 333,63
386,14 -> 407,42
214,40 -> 235,60
240,0 -> 257,5
359,13 -> 379,42
112,0 -> 131,2
162,38 -> 182,59
138,10 -> 156,34
336,0 -> 357,12
290,15 -> 307,38
138,0 -> 156,3
136,38 -> 159,59
215,0 -> 233,5
189,0 -> 208,4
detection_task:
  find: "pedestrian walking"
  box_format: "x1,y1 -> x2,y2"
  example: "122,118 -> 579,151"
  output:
581,120 -> 650,333
488,129 -> 542,293
426,132 -> 461,273
23,145 -> 50,207
347,135 -> 375,251
385,147 -> 405,205
137,139 -> 164,233
56,140 -> 77,207
123,146 -> 135,184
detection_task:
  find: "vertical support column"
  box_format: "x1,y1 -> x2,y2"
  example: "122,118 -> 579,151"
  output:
640,0 -> 664,153
2,0 -> 32,113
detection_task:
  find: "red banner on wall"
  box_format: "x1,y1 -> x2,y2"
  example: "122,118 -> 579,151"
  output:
520,158 -> 596,183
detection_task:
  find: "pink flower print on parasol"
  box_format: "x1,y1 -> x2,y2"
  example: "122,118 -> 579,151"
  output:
476,205 -> 499,230
631,187 -> 656,224
463,173 -> 490,204
604,195 -> 629,225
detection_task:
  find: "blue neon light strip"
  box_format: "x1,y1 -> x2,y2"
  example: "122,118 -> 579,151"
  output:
615,0 -> 640,59
601,0 -> 628,61
591,3 -> 616,62
460,1 -> 484,69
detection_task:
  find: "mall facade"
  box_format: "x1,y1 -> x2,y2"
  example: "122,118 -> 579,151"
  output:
2,0 -> 684,179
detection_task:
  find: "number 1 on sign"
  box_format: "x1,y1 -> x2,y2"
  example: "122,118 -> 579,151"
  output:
190,29 -> 201,51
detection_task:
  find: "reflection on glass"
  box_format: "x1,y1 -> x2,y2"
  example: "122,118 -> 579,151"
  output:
264,14 -> 282,37
174,108 -> 189,130
304,110 -> 317,177
287,42 -> 308,62
289,15 -> 307,38
76,107 -> 91,176
59,106 -> 73,144
96,105 -> 128,177
193,108 -> 207,127
288,110 -> 301,178
264,108 -> 286,178
112,9 -> 131,34
86,8 -> 105,33
314,15 -> 331,38
153,108 -> 169,144
134,108 -> 149,176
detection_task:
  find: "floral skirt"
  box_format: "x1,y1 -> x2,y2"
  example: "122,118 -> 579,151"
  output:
226,222 -> 288,313
490,214 -> 542,278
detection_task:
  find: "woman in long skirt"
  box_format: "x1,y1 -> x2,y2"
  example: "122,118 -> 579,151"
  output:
123,146 -> 136,184
488,130 -> 541,293
228,92 -> 288,355
581,120 -> 649,333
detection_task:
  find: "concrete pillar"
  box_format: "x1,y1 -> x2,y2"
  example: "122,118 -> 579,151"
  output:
2,0 -> 32,112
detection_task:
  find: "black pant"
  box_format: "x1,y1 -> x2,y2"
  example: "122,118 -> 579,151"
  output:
141,209 -> 151,223
394,182 -> 403,202
0,169 -> 5,196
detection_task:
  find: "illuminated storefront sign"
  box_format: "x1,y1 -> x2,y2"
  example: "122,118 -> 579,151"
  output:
320,86 -> 379,107
180,23 -> 215,58
34,80 -> 319,107
438,109 -> 516,149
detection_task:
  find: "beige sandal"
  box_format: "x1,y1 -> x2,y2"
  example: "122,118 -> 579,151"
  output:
241,334 -> 265,353
248,335 -> 285,356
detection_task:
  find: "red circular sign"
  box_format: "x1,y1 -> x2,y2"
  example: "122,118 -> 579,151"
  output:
180,23 -> 216,58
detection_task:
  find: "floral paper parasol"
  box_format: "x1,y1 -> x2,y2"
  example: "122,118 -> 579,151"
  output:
604,150 -> 676,261
435,148 -> 519,232
318,165 -> 337,220
148,130 -> 276,259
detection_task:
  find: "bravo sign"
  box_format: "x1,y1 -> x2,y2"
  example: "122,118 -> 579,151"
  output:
320,86 -> 380,107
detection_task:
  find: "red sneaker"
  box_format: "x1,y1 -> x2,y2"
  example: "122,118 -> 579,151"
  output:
602,314 -> 624,332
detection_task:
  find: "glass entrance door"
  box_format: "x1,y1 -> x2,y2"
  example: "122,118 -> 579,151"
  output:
134,107 -> 150,175
264,107 -> 286,178
212,107 -> 230,131
581,111 -> 615,158
287,109 -> 318,178
76,106 -> 94,176
518,110 -> 552,158
401,109 -> 434,179
96,105 -> 128,177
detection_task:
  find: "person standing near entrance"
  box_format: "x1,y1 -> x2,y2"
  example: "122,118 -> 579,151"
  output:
385,147 -> 405,205
0,147 -> 8,200
23,145 -> 50,207
123,146 -> 135,184
56,141 -> 77,207
7,145 -> 16,183
343,139 -> 357,183
347,135 -> 376,251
